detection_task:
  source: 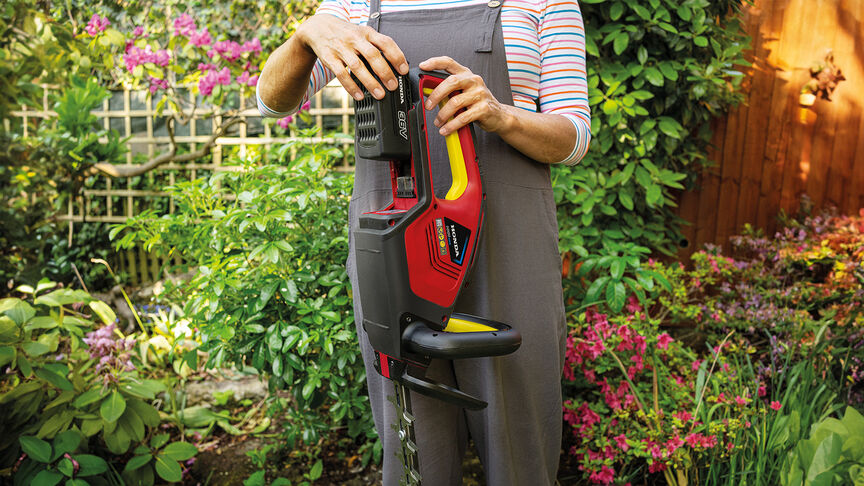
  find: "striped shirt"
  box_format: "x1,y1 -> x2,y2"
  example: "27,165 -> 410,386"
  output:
258,0 -> 590,165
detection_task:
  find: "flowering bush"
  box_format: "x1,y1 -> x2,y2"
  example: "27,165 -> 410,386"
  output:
563,208 -> 864,484
0,282 -> 197,484
563,301 -> 760,485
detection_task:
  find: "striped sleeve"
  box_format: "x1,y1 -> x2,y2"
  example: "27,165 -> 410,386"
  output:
256,0 -> 350,118
537,0 -> 591,165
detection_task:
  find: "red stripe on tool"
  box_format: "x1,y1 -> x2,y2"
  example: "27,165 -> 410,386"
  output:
379,352 -> 391,379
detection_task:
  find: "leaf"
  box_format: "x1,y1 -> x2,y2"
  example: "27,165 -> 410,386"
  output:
154,454 -> 183,483
100,391 -> 126,423
124,454 -> 152,472
606,281 -> 627,312
613,33 -> 629,55
73,388 -> 106,409
20,436 -> 53,463
52,430 -> 82,459
0,346 -> 15,367
35,367 -> 73,391
0,298 -> 35,325
644,67 -> 664,87
32,470 -> 63,486
75,454 -> 109,477
646,184 -> 662,206
585,276 -> 610,304
308,459 -> 323,480
25,316 -> 59,331
88,301 -> 116,326
610,258 -> 625,280
161,442 -> 197,461
151,433 -> 171,449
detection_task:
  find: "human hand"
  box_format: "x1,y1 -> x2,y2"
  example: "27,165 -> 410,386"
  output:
296,15 -> 409,100
418,56 -> 512,136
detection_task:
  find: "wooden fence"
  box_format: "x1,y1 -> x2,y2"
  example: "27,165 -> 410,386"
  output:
6,81 -> 356,284
677,0 -> 864,255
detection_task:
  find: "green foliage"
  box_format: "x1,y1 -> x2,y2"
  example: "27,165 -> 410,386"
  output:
781,407 -> 864,486
0,282 -> 196,484
1,77 -> 126,295
13,430 -> 116,486
556,0 -> 751,312
112,131 -> 375,452
0,1 -> 87,119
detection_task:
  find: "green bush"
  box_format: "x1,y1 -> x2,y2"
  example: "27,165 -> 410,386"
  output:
1,77 -> 126,295
556,0 -> 751,311
0,282 -> 196,485
112,131 -> 376,456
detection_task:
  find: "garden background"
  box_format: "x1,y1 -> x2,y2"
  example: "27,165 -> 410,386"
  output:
1,0 -> 863,485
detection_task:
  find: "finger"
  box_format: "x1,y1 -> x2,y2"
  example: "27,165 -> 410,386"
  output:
418,56 -> 469,75
341,51 -> 386,99
321,54 -> 364,101
424,73 -> 482,110
434,90 -> 483,127
356,43 -> 400,91
438,103 -> 482,136
366,30 -> 409,76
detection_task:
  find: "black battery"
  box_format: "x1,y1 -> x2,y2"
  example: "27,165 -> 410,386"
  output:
353,66 -> 412,161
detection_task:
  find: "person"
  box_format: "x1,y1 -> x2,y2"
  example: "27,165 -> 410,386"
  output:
257,0 -> 590,483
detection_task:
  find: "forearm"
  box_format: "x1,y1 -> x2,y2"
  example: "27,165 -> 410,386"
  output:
495,106 -> 583,165
257,30 -> 319,114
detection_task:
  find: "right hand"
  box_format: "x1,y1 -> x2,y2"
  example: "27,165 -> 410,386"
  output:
296,15 -> 409,101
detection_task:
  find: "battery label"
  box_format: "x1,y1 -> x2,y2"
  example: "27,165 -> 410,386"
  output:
435,218 -> 448,257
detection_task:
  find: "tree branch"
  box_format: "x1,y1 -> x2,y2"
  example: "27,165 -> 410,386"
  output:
92,116 -> 244,178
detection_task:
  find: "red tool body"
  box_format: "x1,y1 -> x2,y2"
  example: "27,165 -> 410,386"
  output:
352,68 -> 521,410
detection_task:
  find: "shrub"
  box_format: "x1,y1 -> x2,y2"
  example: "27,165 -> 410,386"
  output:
0,282 -> 196,485
557,0 -> 752,312
112,131 -> 376,455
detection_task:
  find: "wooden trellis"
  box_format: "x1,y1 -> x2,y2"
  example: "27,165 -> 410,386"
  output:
5,80 -> 356,284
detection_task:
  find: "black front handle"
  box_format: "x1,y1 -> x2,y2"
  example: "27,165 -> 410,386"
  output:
400,369 -> 486,410
401,316 -> 521,360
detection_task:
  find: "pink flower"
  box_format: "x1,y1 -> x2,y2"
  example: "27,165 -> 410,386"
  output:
132,26 -> 145,38
648,461 -> 667,473
189,28 -> 213,47
758,385 -> 767,397
300,100 -> 311,112
589,465 -> 615,485
173,14 -> 196,36
692,359 -> 703,371
85,14 -> 110,36
198,67 -> 231,96
770,401 -> 782,411
625,295 -> 641,313
614,434 -> 629,451
197,63 -> 218,72
672,410 -> 692,423
148,76 -> 168,94
735,395 -> 747,406
656,332 -> 673,350
242,38 -> 262,55
246,75 -> 259,87
276,116 -> 293,129
213,40 -> 244,62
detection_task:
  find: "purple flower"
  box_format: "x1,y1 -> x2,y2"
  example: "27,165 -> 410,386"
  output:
85,14 -> 110,36
132,26 -> 145,38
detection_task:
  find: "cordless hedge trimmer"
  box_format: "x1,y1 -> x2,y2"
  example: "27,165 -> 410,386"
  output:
352,67 -> 522,485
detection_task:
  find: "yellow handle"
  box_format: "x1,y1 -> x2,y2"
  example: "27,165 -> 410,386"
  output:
423,88 -> 468,201
443,316 -> 497,333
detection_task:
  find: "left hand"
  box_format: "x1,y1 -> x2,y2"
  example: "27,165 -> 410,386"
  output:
418,56 -> 511,136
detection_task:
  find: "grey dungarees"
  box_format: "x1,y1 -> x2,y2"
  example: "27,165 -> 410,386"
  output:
346,0 -> 568,483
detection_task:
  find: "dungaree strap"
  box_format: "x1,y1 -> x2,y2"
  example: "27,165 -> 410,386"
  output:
367,0 -> 502,53
476,1 -> 502,53
368,0 -> 382,31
